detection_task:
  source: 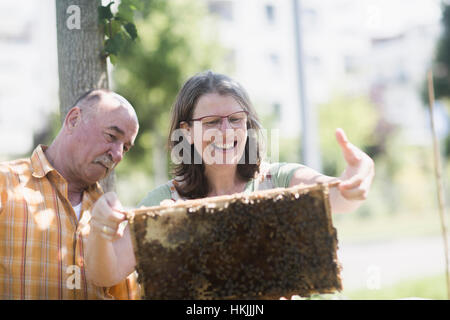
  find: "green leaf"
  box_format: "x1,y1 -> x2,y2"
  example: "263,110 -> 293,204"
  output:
104,39 -> 116,56
104,32 -> 125,56
110,19 -> 122,37
121,0 -> 143,11
98,2 -> 114,21
117,4 -> 134,22
124,23 -> 138,40
109,54 -> 117,65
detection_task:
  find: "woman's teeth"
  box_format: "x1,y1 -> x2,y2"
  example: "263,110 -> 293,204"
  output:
212,142 -> 235,150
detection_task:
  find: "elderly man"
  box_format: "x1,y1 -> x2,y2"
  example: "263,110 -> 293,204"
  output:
0,89 -> 139,299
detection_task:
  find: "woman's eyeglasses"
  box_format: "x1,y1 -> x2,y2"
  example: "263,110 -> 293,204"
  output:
190,111 -> 248,129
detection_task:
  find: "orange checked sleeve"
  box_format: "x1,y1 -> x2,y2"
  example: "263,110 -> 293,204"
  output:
0,177 -> 4,215
106,271 -> 141,300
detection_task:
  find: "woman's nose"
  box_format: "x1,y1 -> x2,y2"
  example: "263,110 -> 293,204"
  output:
219,117 -> 232,130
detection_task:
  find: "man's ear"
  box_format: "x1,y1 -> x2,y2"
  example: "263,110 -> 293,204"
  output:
179,121 -> 192,144
64,107 -> 82,132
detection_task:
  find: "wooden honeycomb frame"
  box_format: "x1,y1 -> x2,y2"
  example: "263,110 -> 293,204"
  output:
127,182 -> 342,299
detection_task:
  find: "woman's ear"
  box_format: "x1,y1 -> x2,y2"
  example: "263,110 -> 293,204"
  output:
179,121 -> 193,144
64,107 -> 82,133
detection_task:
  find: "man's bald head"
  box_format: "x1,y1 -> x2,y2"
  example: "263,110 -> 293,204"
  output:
49,89 -> 139,187
68,89 -> 138,124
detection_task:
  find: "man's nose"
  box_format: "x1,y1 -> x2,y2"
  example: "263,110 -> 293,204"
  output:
109,144 -> 124,164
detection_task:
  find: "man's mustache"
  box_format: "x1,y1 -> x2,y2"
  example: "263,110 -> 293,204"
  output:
94,154 -> 115,170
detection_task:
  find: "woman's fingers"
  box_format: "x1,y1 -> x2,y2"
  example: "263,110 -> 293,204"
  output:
339,171 -> 373,201
340,174 -> 363,190
339,185 -> 367,200
335,128 -> 375,201
160,199 -> 176,206
335,128 -> 362,166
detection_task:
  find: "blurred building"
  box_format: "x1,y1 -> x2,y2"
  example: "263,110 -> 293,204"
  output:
368,23 -> 445,145
205,0 -> 444,144
0,0 -> 58,160
206,0 -> 301,138
0,0 -> 444,161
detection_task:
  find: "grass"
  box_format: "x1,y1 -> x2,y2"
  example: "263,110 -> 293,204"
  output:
290,273 -> 447,300
341,273 -> 448,300
332,210 -> 445,244
325,210 -> 449,300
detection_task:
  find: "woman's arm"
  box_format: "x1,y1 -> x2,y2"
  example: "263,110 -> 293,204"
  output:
85,192 -> 136,287
289,128 -> 375,214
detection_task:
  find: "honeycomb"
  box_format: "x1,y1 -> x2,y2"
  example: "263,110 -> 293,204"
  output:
127,183 -> 342,299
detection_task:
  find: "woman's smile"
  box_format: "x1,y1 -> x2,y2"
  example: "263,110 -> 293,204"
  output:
210,140 -> 237,151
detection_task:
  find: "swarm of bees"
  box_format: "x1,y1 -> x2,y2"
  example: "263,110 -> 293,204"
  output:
128,183 -> 342,299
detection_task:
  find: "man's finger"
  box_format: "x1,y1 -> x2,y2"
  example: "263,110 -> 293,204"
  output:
104,192 -> 124,211
91,215 -> 122,231
96,198 -> 125,222
91,220 -> 115,236
91,220 -> 122,241
101,192 -> 126,221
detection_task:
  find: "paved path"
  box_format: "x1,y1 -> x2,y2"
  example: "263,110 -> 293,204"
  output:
337,235 -> 450,291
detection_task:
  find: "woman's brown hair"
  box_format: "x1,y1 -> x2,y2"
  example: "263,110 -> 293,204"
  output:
168,70 -> 263,199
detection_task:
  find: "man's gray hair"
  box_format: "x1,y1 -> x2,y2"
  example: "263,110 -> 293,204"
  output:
68,89 -> 136,122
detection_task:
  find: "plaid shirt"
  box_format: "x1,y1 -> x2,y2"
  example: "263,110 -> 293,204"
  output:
0,145 -> 140,299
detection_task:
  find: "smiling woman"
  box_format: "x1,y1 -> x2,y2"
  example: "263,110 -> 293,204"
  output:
136,70 -> 375,207
85,70 -> 375,289
165,71 -> 263,199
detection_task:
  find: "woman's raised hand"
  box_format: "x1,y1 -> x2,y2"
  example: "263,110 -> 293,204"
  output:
335,128 -> 375,201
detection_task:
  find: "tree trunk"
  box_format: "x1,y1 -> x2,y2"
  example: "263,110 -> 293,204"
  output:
152,132 -> 168,186
56,0 -> 115,192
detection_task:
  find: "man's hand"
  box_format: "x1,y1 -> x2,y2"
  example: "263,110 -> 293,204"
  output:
90,192 -> 127,241
86,192 -> 136,287
335,128 -> 375,201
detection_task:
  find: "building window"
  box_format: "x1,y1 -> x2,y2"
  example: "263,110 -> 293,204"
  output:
272,102 -> 281,121
268,52 -> 281,75
302,7 -> 318,27
265,4 -> 276,24
269,53 -> 280,66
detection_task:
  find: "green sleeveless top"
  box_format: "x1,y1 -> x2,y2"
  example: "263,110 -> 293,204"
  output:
138,162 -> 303,207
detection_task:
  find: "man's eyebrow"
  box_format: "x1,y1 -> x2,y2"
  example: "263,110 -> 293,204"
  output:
108,126 -> 125,136
107,126 -> 135,148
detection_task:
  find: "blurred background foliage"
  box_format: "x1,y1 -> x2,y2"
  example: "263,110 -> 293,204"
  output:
318,94 -> 379,177
429,3 -> 450,160
110,0 -> 227,205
